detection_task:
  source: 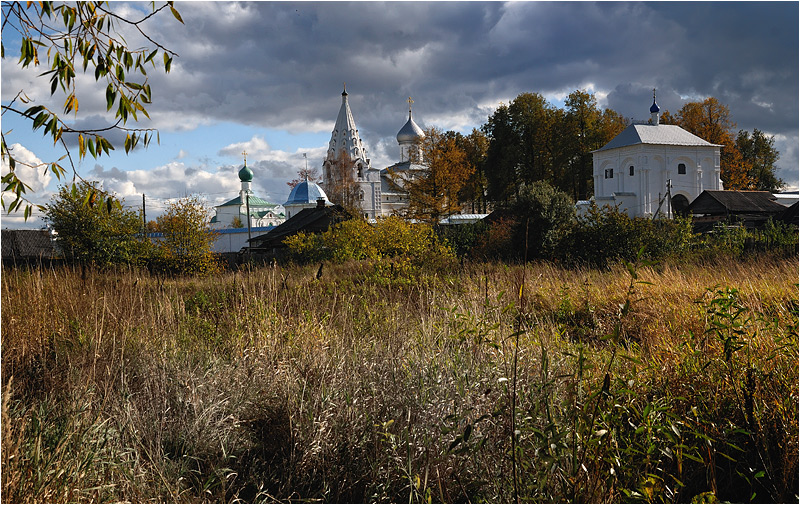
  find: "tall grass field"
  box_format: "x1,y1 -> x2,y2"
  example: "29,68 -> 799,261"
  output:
2,257 -> 797,502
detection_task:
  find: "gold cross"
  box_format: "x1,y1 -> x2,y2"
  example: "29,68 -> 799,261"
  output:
242,151 -> 247,164
408,96 -> 414,112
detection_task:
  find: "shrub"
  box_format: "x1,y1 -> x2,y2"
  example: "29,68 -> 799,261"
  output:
562,202 -> 694,266
284,216 -> 455,268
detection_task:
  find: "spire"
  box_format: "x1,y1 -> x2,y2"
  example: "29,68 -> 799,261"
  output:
327,86 -> 367,163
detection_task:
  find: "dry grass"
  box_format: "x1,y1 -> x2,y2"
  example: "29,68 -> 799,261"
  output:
2,257 -> 797,502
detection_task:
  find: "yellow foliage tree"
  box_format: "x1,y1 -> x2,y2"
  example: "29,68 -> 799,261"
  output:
402,127 -> 475,224
153,196 -> 219,275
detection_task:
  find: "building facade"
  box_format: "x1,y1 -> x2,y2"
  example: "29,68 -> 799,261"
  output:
321,87 -> 426,219
210,160 -> 285,229
589,95 -> 723,217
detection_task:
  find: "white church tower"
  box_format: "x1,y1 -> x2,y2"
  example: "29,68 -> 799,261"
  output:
323,85 -> 371,186
589,91 -> 723,217
397,97 -> 425,162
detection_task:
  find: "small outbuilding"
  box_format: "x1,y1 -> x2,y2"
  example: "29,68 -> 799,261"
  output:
686,190 -> 787,231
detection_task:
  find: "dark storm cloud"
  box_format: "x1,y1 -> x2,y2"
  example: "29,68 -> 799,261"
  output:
138,1 -> 796,181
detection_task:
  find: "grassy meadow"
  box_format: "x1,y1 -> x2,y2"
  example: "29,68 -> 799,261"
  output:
2,256 -> 798,503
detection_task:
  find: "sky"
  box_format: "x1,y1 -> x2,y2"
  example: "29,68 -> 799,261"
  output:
2,1 -> 798,229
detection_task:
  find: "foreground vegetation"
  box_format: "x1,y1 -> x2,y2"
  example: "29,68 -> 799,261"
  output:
2,256 -> 798,503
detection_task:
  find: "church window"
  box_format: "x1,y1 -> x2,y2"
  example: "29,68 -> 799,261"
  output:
629,166 -> 634,176
359,190 -> 364,201
604,168 -> 614,179
678,163 -> 686,175
357,164 -> 363,178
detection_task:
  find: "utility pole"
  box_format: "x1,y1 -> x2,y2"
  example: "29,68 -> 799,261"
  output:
142,194 -> 147,236
246,193 -> 252,255
666,179 -> 673,219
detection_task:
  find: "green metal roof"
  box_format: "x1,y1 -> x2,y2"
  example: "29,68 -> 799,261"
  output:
217,194 -> 276,208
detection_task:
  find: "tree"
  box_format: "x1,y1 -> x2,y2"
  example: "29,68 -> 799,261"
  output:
455,128 -> 489,213
153,196 -> 219,275
287,166 -> 322,189
561,90 -> 626,200
1,1 -> 182,218
402,127 -> 475,224
670,97 -> 758,190
44,180 -> 147,265
736,129 -> 784,192
322,149 -> 361,215
508,181 -> 576,260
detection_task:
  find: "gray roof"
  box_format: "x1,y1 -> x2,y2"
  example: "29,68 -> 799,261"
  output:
594,124 -> 723,152
687,190 -> 786,215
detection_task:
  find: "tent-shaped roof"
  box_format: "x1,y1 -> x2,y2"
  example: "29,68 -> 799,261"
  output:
594,124 -> 723,152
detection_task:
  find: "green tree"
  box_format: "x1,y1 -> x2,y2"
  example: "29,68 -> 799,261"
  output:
153,196 -> 219,275
509,181 -> 576,260
44,181 -> 147,265
736,129 -> 784,192
561,90 -> 626,200
1,1 -> 182,218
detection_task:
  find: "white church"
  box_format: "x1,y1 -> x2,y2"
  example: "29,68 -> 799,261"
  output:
322,86 -> 427,219
588,93 -> 723,217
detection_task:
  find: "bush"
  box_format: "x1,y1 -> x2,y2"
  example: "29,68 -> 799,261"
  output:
284,216 -> 455,269
562,202 -> 694,266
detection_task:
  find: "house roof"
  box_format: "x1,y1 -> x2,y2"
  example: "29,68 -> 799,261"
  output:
687,190 -> 787,215
217,194 -> 276,208
594,124 -> 723,152
2,229 -> 58,260
248,204 -> 349,249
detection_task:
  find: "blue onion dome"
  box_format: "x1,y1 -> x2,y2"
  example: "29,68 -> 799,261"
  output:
238,162 -> 254,182
397,111 -> 425,143
285,178 -> 330,205
650,96 -> 660,114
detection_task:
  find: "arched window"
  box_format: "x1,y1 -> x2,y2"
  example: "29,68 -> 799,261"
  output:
678,163 -> 686,175
357,164 -> 363,178
629,166 -> 634,176
359,190 -> 365,201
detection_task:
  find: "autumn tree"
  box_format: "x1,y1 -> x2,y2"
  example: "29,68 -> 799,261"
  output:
322,149 -> 361,216
438,128 -> 489,213
1,1 -> 182,218
152,196 -> 219,275
668,97 -> 756,190
287,166 -> 322,189
402,127 -> 475,224
736,129 -> 784,192
44,180 -> 147,265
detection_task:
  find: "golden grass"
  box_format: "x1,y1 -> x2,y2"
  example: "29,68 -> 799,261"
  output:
2,257 -> 797,502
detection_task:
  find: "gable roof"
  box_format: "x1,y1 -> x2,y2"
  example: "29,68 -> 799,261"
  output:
248,204 -> 349,250
594,124 -> 723,152
2,229 -> 58,260
687,190 -> 786,215
217,194 -> 276,208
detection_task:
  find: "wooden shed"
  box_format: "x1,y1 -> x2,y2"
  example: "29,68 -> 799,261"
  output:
686,190 -> 787,230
